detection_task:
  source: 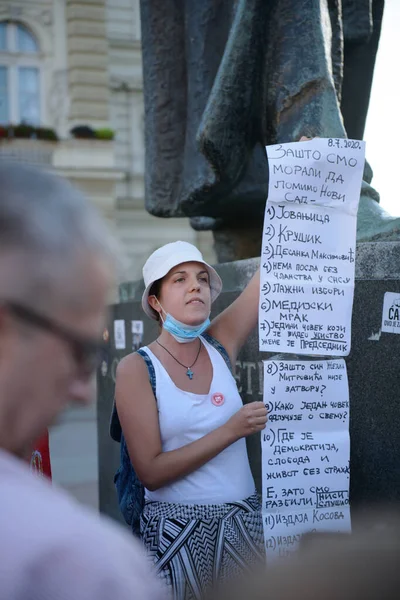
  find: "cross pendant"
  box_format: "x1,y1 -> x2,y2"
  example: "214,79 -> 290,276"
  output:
186,368 -> 194,380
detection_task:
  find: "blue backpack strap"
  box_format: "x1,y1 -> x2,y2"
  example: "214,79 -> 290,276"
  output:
136,348 -> 157,396
202,332 -> 232,373
115,433 -> 144,535
110,402 -> 122,442
112,348 -> 156,536
109,348 -> 156,442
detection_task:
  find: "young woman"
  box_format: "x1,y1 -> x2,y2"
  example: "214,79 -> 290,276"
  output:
115,240 -> 267,599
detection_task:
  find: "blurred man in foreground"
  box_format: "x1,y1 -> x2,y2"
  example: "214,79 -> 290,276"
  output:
0,163 -> 163,600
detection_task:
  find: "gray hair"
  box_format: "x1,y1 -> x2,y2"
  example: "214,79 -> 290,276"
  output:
0,162 -> 120,308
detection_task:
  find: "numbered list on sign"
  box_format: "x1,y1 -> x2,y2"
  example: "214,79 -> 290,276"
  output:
262,359 -> 351,560
259,138 -> 365,356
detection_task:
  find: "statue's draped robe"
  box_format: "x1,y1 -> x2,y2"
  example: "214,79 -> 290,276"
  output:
140,0 -> 382,223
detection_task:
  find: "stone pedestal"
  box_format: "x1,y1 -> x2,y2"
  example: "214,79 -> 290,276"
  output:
97,242 -> 400,524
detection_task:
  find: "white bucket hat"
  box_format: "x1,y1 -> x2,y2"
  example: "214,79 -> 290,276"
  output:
141,241 -> 222,320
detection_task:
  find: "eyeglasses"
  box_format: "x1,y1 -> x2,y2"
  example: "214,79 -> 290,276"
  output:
5,302 -> 105,380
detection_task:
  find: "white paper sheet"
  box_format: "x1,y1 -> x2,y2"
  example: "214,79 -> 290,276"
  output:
262,359 -> 351,560
113,319 -> 126,350
259,138 -> 365,356
381,292 -> 400,334
131,320 -> 144,350
131,320 -> 144,335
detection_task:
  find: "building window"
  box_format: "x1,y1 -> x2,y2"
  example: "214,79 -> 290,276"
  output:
0,21 -> 41,126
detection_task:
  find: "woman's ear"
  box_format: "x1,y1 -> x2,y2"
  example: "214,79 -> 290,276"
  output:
148,295 -> 162,317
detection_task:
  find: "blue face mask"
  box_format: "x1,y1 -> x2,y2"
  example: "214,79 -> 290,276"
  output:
155,299 -> 210,343
163,313 -> 211,344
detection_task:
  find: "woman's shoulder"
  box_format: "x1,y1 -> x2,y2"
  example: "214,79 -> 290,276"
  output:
116,349 -> 151,382
116,349 -> 157,408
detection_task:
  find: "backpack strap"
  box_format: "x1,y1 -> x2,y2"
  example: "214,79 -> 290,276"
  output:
136,348 -> 157,396
202,332 -> 232,373
109,348 -> 157,443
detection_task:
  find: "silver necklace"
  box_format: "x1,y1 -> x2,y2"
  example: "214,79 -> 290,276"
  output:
156,338 -> 202,380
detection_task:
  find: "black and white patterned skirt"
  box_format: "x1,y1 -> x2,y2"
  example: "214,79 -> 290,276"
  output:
140,493 -> 265,600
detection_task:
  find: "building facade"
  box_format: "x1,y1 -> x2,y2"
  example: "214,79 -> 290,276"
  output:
0,0 -> 215,281
0,0 -> 215,508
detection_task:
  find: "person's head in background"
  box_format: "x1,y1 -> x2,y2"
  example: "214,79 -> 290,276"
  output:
0,162 -> 117,459
209,513 -> 400,600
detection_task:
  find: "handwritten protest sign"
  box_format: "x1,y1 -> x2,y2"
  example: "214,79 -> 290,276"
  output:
259,138 -> 365,356
262,359 -> 351,560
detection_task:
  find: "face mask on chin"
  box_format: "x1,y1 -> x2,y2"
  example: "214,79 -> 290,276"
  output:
153,298 -> 210,343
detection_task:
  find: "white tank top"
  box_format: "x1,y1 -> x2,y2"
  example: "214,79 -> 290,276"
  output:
143,336 -> 255,504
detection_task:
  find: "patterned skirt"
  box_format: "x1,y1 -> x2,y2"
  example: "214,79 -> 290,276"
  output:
140,493 -> 265,600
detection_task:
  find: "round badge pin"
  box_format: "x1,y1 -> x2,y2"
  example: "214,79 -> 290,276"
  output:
211,393 -> 225,407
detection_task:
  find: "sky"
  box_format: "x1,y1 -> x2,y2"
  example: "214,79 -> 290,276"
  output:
364,0 -> 400,216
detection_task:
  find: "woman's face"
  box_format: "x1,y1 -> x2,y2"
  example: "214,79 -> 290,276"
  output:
150,261 -> 212,325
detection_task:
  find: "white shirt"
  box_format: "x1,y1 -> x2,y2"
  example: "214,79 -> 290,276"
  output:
0,449 -> 165,600
144,336 -> 255,504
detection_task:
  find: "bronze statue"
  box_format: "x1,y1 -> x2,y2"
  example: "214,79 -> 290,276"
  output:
139,0 -> 398,261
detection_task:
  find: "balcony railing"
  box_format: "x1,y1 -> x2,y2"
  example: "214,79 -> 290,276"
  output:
0,137 -> 124,217
0,138 -> 56,166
